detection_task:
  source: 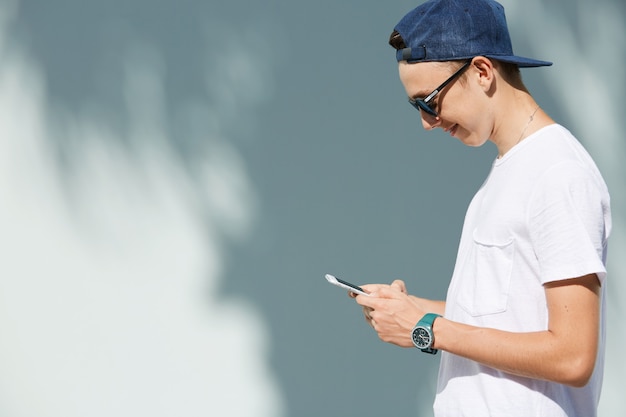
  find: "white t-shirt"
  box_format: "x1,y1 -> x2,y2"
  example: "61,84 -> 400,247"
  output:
433,125 -> 611,417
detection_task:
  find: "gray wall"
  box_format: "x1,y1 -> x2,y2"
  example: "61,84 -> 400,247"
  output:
0,0 -> 623,416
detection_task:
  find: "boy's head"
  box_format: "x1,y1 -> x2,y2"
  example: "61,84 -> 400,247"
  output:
391,0 -> 551,67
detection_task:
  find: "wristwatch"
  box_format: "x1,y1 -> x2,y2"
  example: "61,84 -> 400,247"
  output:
411,313 -> 442,354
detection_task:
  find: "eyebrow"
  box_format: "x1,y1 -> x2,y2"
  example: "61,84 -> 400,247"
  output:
410,90 -> 431,100
410,82 -> 441,100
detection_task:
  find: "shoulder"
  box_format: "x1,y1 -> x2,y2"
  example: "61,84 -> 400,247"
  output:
523,124 -> 605,182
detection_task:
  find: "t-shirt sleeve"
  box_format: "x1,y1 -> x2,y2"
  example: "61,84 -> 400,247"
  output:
528,161 -> 610,285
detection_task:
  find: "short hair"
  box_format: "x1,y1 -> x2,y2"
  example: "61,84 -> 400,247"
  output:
388,30 -> 406,50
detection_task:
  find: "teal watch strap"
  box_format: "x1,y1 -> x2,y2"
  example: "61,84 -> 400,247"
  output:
420,313 -> 441,326
412,313 -> 442,354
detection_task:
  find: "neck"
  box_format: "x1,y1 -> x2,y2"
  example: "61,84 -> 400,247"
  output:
492,92 -> 551,158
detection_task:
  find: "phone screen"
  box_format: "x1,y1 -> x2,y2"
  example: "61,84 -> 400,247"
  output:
325,274 -> 368,296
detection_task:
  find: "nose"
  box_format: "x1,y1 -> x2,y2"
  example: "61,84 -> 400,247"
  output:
420,111 -> 441,130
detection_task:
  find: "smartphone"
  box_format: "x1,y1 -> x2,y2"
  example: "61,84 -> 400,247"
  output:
325,274 -> 369,296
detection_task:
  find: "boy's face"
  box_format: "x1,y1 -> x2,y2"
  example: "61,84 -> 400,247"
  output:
398,60 -> 491,147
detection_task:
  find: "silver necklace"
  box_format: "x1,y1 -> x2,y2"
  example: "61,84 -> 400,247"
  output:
516,105 -> 540,145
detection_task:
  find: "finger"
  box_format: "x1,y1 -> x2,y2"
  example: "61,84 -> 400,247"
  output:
360,283 -> 389,294
355,294 -> 385,311
390,279 -> 407,294
374,285 -> 404,299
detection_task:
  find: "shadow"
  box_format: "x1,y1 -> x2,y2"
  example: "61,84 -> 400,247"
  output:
0,1 -> 284,416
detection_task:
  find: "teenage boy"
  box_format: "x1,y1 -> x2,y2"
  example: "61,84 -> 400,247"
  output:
353,1 -> 611,416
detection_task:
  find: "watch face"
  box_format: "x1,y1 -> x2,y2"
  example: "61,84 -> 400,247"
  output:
412,326 -> 432,349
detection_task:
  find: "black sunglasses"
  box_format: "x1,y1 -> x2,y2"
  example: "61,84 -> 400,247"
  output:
408,59 -> 472,117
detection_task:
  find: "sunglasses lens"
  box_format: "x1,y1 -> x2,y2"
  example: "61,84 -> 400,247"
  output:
417,100 -> 437,117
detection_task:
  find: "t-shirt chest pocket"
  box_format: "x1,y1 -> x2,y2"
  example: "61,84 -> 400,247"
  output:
456,227 -> 515,317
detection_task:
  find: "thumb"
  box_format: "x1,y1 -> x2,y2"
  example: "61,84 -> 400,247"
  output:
373,285 -> 402,299
390,279 -> 407,294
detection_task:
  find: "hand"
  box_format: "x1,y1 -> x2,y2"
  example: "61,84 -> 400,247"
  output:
347,279 -> 408,299
354,281 -> 424,348
348,280 -> 408,326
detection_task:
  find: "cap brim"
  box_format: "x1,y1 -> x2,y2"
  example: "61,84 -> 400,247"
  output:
486,54 -> 553,67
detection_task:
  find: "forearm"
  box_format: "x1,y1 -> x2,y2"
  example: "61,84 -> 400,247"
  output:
434,318 -> 597,387
433,275 -> 601,387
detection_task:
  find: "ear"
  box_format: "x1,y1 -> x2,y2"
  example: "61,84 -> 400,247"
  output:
470,56 -> 495,92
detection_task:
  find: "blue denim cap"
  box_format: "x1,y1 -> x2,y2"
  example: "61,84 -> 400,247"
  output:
394,0 -> 552,67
